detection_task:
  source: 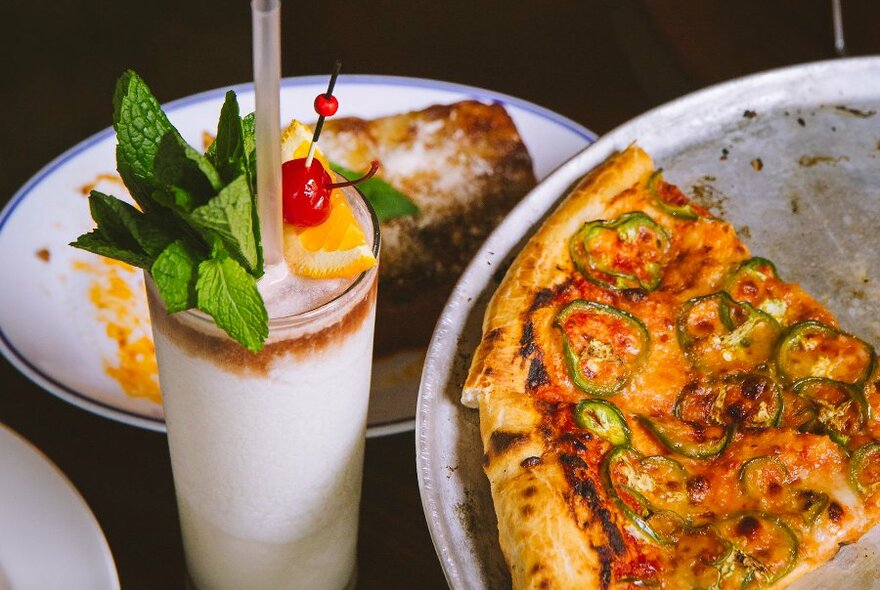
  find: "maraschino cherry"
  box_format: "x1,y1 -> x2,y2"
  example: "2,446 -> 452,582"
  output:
282,61 -> 380,228
282,157 -> 333,226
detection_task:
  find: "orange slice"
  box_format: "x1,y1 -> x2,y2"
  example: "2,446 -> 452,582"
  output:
283,189 -> 377,279
280,120 -> 329,170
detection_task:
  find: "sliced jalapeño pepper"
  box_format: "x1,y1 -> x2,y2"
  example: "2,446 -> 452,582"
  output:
724,257 -> 789,323
677,292 -> 781,374
555,300 -> 650,396
850,442 -> 880,496
739,456 -> 829,524
776,320 -> 876,385
674,373 -> 782,429
602,447 -> 689,544
646,169 -> 701,220
638,416 -> 733,459
638,455 -> 690,513
792,377 -> 869,446
739,456 -> 789,498
569,211 -> 671,291
669,527 -> 729,590
573,399 -> 631,446
602,447 -> 660,543
795,489 -> 830,526
716,512 -> 799,589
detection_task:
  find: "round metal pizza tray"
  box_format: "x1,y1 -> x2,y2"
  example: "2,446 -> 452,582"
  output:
417,56 -> 880,590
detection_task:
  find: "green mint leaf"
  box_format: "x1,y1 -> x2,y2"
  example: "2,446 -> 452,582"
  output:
236,112 -> 262,275
131,213 -> 179,258
329,162 -> 419,222
241,113 -> 257,196
153,185 -> 202,214
75,71 -> 270,351
112,71 -> 174,211
88,191 -> 175,257
211,91 -> 245,184
154,130 -> 223,207
88,191 -> 144,252
151,240 -> 200,313
70,230 -> 153,269
189,175 -> 258,272
196,253 -> 268,352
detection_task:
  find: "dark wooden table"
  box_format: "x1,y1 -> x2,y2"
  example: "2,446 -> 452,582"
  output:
2,1 -> 878,588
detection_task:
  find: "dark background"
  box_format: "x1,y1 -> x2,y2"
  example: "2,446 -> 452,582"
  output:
2,1 -> 879,588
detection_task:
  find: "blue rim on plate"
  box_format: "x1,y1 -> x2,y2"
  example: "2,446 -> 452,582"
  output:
0,75 -> 595,434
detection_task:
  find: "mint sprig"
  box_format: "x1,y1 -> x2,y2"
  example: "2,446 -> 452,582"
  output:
329,162 -> 419,223
71,71 -> 269,352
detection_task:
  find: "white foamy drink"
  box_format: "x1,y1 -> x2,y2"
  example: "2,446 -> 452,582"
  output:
146,185 -> 379,590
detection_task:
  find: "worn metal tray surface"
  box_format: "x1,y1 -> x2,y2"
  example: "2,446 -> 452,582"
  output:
417,57 -> 880,590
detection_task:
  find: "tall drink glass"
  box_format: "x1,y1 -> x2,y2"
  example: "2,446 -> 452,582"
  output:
145,185 -> 379,590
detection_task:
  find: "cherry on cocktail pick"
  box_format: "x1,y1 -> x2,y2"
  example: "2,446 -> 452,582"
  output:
282,158 -> 380,227
281,61 -> 383,228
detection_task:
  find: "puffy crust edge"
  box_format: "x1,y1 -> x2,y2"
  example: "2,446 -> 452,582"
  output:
464,146 -> 655,589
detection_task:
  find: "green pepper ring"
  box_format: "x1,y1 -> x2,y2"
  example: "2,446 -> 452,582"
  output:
676,291 -> 781,373
792,377 -> 871,445
568,211 -> 671,291
850,442 -> 880,496
724,256 -> 781,294
554,300 -> 650,397
646,169 -> 701,220
573,399 -> 632,446
775,320 -> 876,386
718,511 -> 799,587
637,416 -> 734,459
673,373 -> 783,430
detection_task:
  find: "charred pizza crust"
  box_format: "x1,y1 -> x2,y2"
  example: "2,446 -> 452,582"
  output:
463,146 -> 880,589
464,147 -> 654,589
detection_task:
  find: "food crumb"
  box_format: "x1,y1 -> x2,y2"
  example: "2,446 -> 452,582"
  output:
751,158 -> 763,171
738,226 -> 751,239
454,490 -> 480,544
797,117 -> 806,127
690,182 -> 729,215
743,110 -> 757,119
720,148 -> 730,161
798,155 -> 848,167
835,105 -> 876,118
79,173 -> 123,196
36,248 -> 50,262
790,197 -> 800,214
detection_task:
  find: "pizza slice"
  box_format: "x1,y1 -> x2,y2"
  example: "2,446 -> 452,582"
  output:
462,146 -> 880,589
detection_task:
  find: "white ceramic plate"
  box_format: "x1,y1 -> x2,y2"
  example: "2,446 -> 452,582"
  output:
417,57 -> 880,588
0,75 -> 595,436
0,423 -> 118,590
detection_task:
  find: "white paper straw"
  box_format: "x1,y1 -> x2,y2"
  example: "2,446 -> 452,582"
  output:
252,0 -> 283,269
832,0 -> 846,57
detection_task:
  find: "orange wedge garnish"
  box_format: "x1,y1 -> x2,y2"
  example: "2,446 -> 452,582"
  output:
280,119 -> 376,278
283,189 -> 377,279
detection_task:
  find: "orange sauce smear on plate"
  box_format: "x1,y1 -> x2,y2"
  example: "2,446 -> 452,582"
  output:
72,257 -> 161,404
